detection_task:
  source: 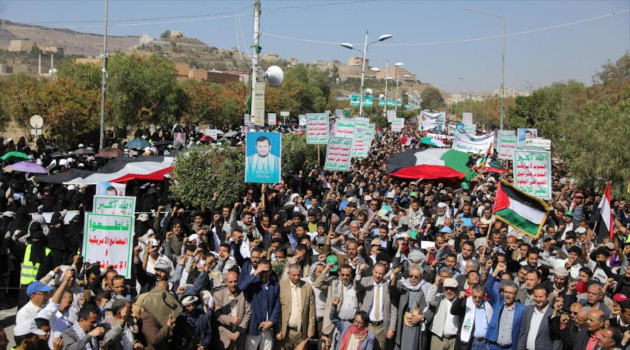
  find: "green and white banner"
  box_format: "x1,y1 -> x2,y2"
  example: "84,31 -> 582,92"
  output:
513,150 -> 552,199
92,195 -> 136,216
306,113 -> 329,144
83,213 -> 134,278
324,137 -> 353,172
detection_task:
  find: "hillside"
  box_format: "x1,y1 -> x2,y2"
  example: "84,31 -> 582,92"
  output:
0,19 -> 138,56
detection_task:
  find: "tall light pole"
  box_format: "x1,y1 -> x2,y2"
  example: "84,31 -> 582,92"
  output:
384,60 -> 389,117
394,62 -> 404,112
99,0 -> 109,150
465,8 -> 506,129
341,32 -> 393,117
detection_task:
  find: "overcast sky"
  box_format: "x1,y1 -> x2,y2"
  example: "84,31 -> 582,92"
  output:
2,0 -> 628,93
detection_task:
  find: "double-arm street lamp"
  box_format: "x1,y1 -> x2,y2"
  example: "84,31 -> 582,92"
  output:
341,32 -> 393,117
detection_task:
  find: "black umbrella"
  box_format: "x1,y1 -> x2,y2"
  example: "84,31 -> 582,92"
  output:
154,140 -> 173,147
74,148 -> 95,155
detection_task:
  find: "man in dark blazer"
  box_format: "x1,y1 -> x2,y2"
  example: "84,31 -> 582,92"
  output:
358,263 -> 397,350
517,284 -> 557,350
238,258 -> 280,350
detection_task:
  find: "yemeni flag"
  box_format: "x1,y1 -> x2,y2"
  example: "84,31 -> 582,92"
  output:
593,182 -> 613,241
387,148 -> 476,180
493,180 -> 550,238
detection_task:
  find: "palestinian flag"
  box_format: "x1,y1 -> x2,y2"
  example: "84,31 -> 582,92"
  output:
421,137 -> 446,148
387,148 -> 476,180
593,182 -> 613,241
482,158 -> 508,173
493,180 -> 550,238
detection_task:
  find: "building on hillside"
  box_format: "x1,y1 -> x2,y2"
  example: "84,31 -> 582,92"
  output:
348,56 -> 369,66
289,58 -> 299,66
188,68 -> 209,81
374,66 -> 416,81
225,71 -> 250,84
139,34 -> 152,44
262,53 -> 280,62
175,63 -> 190,79
170,31 -> 184,38
207,69 -> 239,83
8,39 -> 36,52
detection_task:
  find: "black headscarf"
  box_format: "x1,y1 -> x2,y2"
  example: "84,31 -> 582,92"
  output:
29,223 -> 47,264
6,207 -> 29,237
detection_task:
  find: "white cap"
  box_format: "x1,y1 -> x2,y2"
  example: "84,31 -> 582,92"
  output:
14,320 -> 46,336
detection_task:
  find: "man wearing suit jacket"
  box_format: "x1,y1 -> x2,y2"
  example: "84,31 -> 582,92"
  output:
277,263 -> 316,350
485,263 -> 525,350
517,284 -> 556,350
238,259 -> 280,350
358,263 -> 397,350
213,271 -> 251,350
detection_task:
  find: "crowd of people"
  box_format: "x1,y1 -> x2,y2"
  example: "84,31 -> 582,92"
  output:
1,121 -> 630,350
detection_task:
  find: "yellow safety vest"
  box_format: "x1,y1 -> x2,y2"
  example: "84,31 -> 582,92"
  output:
20,244 -> 51,285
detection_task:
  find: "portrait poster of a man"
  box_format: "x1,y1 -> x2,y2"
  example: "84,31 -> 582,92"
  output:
245,132 -> 281,183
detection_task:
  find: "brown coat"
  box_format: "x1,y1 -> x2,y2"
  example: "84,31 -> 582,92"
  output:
277,279 -> 316,339
212,288 -> 251,349
140,310 -> 173,350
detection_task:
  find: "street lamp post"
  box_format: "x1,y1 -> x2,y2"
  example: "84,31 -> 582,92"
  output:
394,62 -> 404,112
341,32 -> 393,117
465,8 -> 506,130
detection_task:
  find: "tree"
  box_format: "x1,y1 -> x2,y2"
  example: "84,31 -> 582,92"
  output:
420,87 -> 444,110
160,30 -> 171,39
282,134 -> 321,174
180,80 -> 221,125
57,60 -> 101,90
170,144 -> 246,208
107,52 -> 186,128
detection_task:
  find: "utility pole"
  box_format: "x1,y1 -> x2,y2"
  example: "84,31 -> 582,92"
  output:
99,0 -> 109,150
250,0 -> 264,126
358,31 -> 368,118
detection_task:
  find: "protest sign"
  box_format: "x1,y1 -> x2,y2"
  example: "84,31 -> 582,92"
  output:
387,110 -> 397,122
451,123 -> 494,154
205,129 -> 219,140
497,134 -> 517,161
418,110 -> 446,131
351,126 -> 370,158
244,114 -> 251,126
298,115 -> 307,126
96,182 -> 126,196
324,137 -> 353,172
93,195 -> 136,216
462,112 -> 473,124
335,118 -> 356,138
513,150 -> 552,199
267,113 -> 277,126
306,113 -> 329,144
517,128 -> 538,148
391,118 -> 404,132
83,213 -> 134,278
335,109 -> 344,117
245,132 -> 282,184
464,123 -> 476,134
